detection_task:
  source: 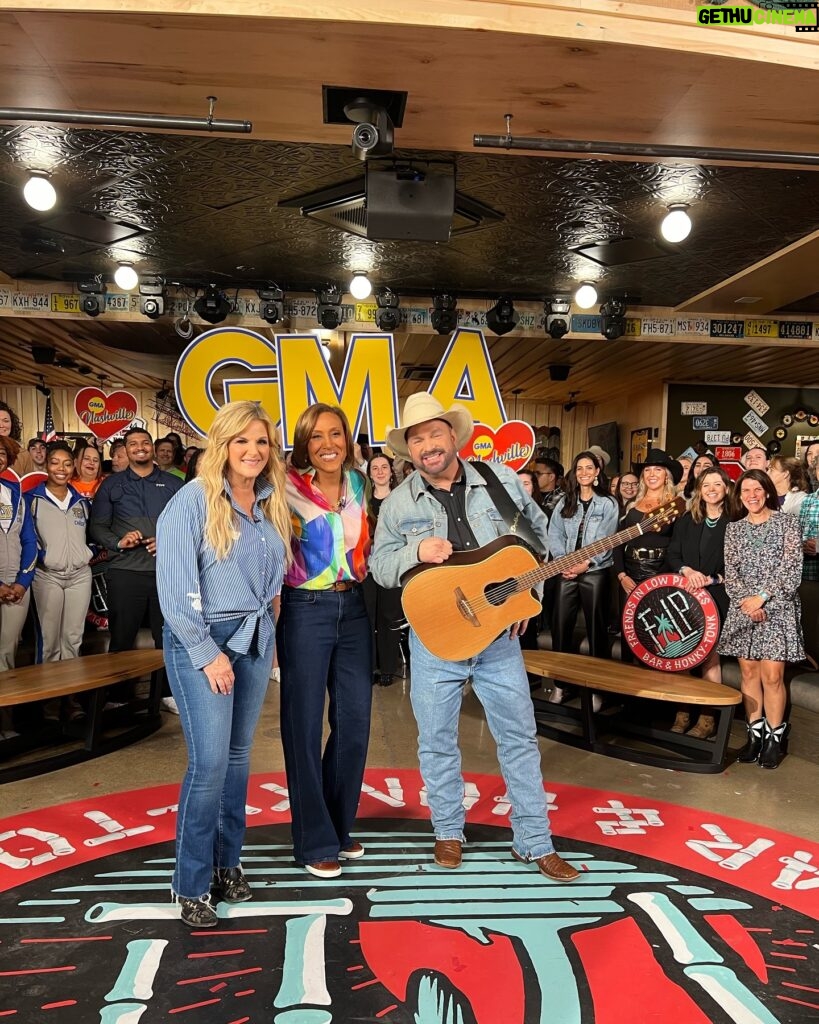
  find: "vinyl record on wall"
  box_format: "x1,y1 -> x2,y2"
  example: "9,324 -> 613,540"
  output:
795,409 -> 808,422
767,440 -> 782,456
809,414 -> 819,427
782,414 -> 794,427
731,432 -> 743,444
774,427 -> 787,440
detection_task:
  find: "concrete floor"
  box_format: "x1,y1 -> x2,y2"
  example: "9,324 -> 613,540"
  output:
3,678 -> 818,844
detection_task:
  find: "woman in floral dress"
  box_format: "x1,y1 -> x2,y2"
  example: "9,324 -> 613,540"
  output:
719,469 -> 804,769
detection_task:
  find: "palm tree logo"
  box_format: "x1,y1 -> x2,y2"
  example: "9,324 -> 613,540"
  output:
654,612 -> 680,651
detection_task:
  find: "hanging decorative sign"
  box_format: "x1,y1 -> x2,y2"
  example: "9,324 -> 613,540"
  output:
459,420 -> 535,472
622,574 -> 720,672
74,387 -> 140,442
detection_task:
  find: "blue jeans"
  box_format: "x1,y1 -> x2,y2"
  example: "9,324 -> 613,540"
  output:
164,617 -> 273,899
409,629 -> 555,859
278,586 -> 372,864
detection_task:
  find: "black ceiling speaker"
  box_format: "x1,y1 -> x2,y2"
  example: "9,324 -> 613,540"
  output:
365,162 -> 456,242
548,364 -> 571,382
31,346 -> 56,364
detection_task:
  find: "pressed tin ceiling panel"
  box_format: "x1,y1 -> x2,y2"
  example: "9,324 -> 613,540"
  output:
0,125 -> 819,309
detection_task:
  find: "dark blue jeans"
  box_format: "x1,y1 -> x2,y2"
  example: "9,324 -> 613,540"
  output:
277,586 -> 373,864
164,617 -> 273,899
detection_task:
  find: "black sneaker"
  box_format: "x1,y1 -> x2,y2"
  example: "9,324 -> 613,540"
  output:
177,893 -> 218,928
213,865 -> 252,903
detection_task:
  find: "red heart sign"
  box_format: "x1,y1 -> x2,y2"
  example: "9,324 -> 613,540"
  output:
459,420 -> 535,472
74,388 -> 139,442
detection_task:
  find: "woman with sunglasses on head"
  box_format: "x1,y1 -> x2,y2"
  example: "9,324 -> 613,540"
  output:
718,469 -> 804,769
665,467 -> 732,739
278,403 -> 372,880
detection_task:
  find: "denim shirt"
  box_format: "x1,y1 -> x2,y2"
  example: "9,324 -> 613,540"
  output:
370,459 -> 550,591
547,493 -> 619,570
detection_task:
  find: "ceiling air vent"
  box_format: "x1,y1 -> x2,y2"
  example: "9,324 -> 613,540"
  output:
401,365 -> 437,382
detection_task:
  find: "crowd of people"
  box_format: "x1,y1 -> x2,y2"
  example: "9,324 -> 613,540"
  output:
0,392 -> 815,927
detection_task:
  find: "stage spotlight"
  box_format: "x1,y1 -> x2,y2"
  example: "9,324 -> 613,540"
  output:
544,297 -> 571,339
23,171 -> 57,211
114,264 -> 138,291
563,392 -> 579,413
660,204 -> 692,243
600,298 -> 627,341
431,293 -> 458,335
78,278 -> 106,318
139,276 -> 165,319
349,273 -> 372,300
374,287 -> 400,331
574,282 -> 598,310
317,285 -> 343,330
258,287 -> 284,325
194,284 -> 231,325
486,296 -> 519,337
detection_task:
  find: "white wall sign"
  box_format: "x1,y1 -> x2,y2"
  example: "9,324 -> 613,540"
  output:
744,390 -> 770,417
742,409 -> 769,437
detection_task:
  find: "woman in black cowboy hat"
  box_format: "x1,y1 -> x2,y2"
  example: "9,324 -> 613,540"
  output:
612,449 -> 682,662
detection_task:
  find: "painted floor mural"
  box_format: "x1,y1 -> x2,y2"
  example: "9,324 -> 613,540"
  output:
1,769 -> 817,1023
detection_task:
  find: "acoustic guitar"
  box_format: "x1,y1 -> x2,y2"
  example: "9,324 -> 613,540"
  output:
401,497 -> 685,661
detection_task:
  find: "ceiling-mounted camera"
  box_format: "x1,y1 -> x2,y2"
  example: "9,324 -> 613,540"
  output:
345,97 -> 395,161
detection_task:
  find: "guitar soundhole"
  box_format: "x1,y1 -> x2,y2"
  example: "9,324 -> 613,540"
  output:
485,578 -> 515,607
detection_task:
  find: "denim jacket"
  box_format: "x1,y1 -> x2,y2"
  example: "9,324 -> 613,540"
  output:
547,493 -> 619,570
369,459 -> 550,591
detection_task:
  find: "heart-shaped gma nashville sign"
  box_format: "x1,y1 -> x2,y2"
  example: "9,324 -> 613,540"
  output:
74,387 -> 140,441
459,420 -> 535,472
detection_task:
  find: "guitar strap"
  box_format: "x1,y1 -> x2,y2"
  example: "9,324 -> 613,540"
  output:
470,461 -> 546,560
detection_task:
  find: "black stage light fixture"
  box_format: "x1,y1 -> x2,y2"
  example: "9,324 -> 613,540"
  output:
139,276 -> 165,320
258,287 -> 285,326
78,278 -> 106,318
374,287 -> 401,332
317,285 -> 343,330
548,364 -> 571,382
545,297 -> 571,339
194,284 -> 231,325
486,296 -> 519,337
563,391 -> 579,413
431,293 -> 458,335
600,297 -> 627,341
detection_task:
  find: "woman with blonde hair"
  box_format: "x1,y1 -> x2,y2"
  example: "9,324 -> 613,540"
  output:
278,402 -> 372,879
156,401 -> 291,928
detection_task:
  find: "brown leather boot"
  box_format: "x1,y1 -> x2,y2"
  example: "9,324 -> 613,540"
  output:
433,839 -> 462,868
670,711 -> 690,734
687,715 -> 716,740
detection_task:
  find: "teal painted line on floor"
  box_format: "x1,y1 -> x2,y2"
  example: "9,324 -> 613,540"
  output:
18,899 -> 81,906
368,899 -> 623,918
688,898 -> 752,912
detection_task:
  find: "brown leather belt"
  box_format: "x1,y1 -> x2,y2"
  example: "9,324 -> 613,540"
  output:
325,580 -> 359,591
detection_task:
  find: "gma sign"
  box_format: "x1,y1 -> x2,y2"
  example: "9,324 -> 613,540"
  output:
174,327 -> 508,444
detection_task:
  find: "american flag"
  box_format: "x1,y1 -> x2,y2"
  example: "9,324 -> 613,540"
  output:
41,392 -> 56,442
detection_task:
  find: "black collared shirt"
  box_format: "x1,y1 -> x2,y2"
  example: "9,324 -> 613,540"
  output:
425,473 -> 479,552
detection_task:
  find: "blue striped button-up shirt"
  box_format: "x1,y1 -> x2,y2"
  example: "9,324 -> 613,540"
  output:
156,478 -> 286,669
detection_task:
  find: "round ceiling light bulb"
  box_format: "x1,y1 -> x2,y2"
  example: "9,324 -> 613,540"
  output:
660,206 -> 692,243
349,273 -> 372,300
113,264 -> 139,291
574,283 -> 598,310
23,173 -> 57,212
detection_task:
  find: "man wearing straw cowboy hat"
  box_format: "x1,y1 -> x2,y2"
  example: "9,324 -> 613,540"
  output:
370,393 -> 579,882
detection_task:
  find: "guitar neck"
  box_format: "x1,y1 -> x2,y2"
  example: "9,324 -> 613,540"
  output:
517,520 -> 651,591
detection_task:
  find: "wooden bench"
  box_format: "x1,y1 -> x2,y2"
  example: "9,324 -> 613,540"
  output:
0,650 -> 165,783
523,650 -> 742,774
